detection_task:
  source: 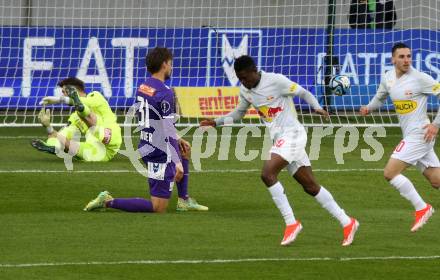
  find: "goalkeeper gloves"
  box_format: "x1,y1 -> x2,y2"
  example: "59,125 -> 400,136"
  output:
39,96 -> 72,106
38,108 -> 54,134
38,108 -> 51,127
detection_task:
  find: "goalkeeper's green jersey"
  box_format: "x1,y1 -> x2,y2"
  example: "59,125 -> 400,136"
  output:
53,91 -> 121,162
67,91 -> 118,134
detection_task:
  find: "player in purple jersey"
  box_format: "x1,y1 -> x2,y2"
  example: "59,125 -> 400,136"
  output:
84,47 -> 208,213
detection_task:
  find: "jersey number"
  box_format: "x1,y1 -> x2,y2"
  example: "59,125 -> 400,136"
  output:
137,96 -> 150,128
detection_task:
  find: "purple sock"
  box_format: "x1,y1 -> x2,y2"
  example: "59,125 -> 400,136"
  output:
177,158 -> 189,200
107,198 -> 154,212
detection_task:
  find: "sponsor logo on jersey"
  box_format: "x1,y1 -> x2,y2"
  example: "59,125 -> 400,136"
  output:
138,84 -> 156,96
404,90 -> 412,96
289,83 -> 298,93
257,106 -> 283,122
267,96 -> 274,101
432,83 -> 440,93
393,100 -> 417,114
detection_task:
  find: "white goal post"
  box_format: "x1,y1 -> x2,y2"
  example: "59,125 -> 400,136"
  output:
1,0 -> 439,127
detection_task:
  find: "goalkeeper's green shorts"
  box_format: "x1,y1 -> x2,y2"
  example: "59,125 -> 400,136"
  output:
77,124 -> 122,162
46,124 -> 122,162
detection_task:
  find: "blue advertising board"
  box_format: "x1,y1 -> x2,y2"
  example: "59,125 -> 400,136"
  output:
0,27 -> 439,109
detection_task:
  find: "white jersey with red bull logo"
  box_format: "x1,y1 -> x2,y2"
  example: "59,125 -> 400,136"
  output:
367,67 -> 440,138
237,71 -> 321,139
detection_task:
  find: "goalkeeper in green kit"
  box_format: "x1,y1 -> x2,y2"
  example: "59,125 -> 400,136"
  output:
31,77 -> 122,162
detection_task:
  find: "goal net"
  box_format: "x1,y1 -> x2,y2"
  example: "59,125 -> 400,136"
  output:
1,0 -> 439,127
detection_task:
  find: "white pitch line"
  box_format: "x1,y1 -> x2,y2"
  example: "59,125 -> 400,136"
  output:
0,168 -> 388,174
1,255 -> 439,268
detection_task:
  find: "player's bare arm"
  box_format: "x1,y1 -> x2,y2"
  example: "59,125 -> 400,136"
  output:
200,119 -> 216,127
359,106 -> 369,116
179,138 -> 191,159
314,108 -> 330,120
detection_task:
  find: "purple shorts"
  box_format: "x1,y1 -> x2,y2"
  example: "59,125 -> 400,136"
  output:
147,161 -> 176,199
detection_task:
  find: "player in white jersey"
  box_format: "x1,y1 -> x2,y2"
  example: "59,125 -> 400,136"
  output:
200,55 -> 359,246
361,42 -> 440,232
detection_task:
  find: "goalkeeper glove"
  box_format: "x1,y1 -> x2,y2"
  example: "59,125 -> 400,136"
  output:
38,108 -> 51,127
39,96 -> 72,105
38,108 -> 54,134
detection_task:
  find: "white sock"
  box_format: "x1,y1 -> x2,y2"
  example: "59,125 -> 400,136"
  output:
268,182 -> 296,225
315,186 -> 351,227
389,174 -> 426,211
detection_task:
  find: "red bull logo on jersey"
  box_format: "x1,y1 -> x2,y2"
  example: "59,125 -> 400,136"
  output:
257,106 -> 283,122
393,100 -> 417,114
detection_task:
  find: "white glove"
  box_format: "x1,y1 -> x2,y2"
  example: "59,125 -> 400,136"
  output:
38,108 -> 51,127
39,96 -> 62,105
39,96 -> 72,106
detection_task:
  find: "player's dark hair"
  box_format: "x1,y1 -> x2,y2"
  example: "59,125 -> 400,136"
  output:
57,77 -> 85,92
234,55 -> 257,73
146,47 -> 173,74
392,42 -> 410,55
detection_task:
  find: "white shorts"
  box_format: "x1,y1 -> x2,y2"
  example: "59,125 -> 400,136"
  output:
269,127 -> 311,175
391,138 -> 440,172
286,150 -> 311,176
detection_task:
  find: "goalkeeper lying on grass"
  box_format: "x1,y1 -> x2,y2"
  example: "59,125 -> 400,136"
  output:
31,77 -> 122,162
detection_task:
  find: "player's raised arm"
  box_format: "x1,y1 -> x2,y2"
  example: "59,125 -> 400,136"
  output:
294,86 -> 328,118
39,96 -> 73,106
277,74 -> 329,120
199,91 -> 251,127
360,78 -> 389,116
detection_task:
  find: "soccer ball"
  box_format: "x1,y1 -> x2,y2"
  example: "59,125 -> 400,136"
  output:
329,75 -> 350,96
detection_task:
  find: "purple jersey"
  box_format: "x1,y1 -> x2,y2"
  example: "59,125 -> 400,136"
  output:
135,77 -> 179,164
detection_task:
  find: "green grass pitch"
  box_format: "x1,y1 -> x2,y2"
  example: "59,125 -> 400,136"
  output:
0,126 -> 439,279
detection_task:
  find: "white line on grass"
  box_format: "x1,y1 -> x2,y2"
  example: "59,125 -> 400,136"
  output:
1,255 -> 439,268
0,168 -> 387,174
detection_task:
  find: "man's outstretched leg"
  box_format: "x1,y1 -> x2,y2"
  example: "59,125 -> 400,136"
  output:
262,153 -> 302,246
292,165 -> 359,246
385,158 -> 434,232
64,85 -> 97,127
83,191 -> 158,213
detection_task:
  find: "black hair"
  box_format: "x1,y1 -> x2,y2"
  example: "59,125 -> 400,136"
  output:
146,47 -> 173,74
234,55 -> 257,73
392,42 -> 410,55
57,77 -> 85,92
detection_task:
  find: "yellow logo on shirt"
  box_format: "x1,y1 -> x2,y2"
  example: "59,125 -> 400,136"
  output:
289,83 -> 298,92
393,100 -> 417,114
432,83 -> 440,93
